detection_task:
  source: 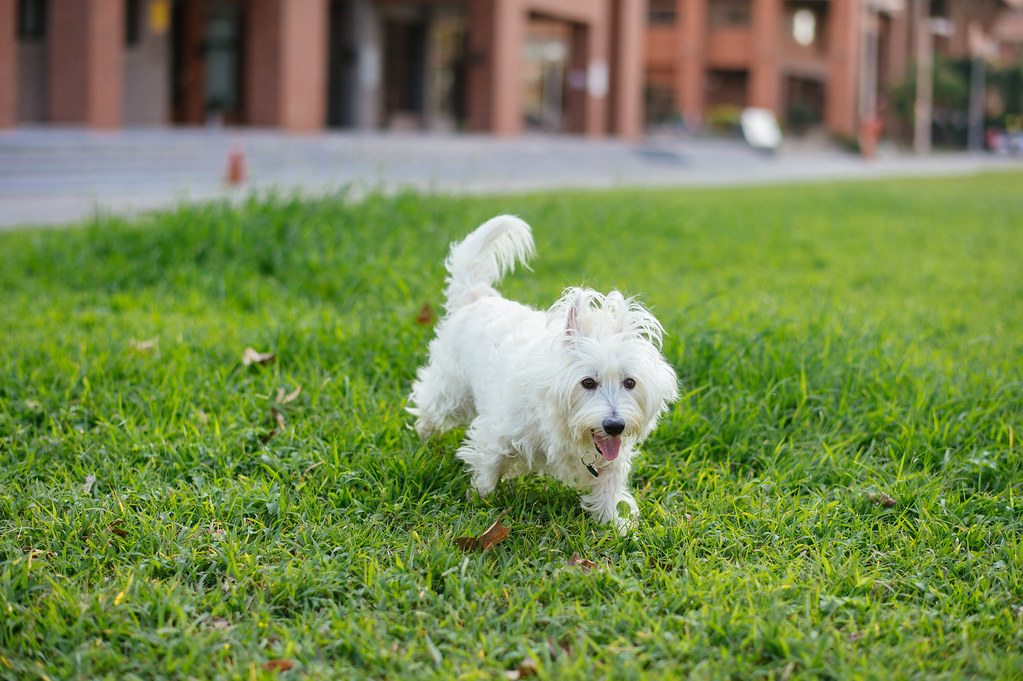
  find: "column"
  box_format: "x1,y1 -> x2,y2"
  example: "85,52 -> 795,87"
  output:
582,0 -> 610,137
609,0 -> 645,139
677,0 -> 707,125
749,0 -> 782,113
490,0 -> 525,136
826,0 -> 859,137
0,0 -> 15,128
246,0 -> 329,130
466,0 -> 496,132
48,0 -> 124,127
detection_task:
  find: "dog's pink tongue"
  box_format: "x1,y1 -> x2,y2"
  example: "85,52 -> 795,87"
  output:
594,434 -> 622,461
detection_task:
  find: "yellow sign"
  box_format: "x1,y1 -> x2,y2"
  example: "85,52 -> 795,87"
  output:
149,0 -> 170,35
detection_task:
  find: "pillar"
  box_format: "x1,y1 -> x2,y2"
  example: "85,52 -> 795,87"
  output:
608,0 -> 644,139
677,0 -> 707,124
466,0 -> 496,132
581,2 -> 609,138
0,0 -> 15,128
749,0 -> 782,113
826,0 -> 860,137
48,0 -> 124,127
490,0 -> 525,136
247,0 -> 329,130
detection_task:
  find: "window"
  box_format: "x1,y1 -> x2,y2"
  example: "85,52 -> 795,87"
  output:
708,0 -> 750,27
648,0 -> 677,25
792,9 -> 816,47
17,0 -> 46,40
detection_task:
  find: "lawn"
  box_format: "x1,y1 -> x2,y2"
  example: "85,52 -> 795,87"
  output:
1,173 -> 1022,680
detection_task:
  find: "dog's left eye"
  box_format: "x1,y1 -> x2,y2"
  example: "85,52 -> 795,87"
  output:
581,377 -> 598,390
623,378 -> 636,390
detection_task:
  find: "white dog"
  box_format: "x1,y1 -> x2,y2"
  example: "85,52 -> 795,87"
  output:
408,215 -> 678,532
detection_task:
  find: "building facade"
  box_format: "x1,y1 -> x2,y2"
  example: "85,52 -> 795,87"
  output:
0,0 -> 645,138
644,0 -> 1021,139
2,0 -> 1018,139
644,0 -> 914,138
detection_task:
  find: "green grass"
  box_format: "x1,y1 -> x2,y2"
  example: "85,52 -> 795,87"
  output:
1,173 -> 1022,680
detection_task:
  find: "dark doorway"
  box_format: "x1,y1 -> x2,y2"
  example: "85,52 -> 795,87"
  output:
171,0 -> 245,125
382,20 -> 426,128
327,0 -> 356,127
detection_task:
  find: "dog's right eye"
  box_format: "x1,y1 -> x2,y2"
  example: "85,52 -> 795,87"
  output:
580,378 -> 598,390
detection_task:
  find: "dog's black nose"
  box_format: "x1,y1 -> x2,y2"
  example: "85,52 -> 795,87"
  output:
602,417 -> 625,436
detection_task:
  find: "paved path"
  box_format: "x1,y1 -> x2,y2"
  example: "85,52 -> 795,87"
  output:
1,127 -> 1020,228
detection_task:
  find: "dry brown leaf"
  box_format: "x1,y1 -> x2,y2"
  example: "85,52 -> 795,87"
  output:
262,659 -> 295,672
259,408 -> 286,443
504,657 -> 538,679
107,520 -> 128,538
546,635 -> 572,658
242,347 -> 275,366
276,385 -> 302,404
453,510 -> 511,552
478,518 -> 510,551
198,615 -> 231,630
566,552 -> 600,572
129,337 -> 159,354
416,303 -> 436,326
867,492 -> 897,508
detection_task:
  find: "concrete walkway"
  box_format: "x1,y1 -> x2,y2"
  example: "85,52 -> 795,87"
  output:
1,127 -> 1020,228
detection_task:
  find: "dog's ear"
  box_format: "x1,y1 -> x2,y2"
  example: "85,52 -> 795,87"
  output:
564,288 -> 585,343
605,291 -> 628,335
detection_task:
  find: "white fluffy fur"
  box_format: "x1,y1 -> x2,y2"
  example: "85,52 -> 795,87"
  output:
408,215 -> 679,532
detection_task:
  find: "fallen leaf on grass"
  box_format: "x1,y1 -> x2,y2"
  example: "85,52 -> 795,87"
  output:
82,474 -> 96,494
276,385 -> 302,404
107,520 -> 128,538
129,337 -> 159,355
242,347 -> 275,367
506,637 -> 573,679
259,408 -> 286,443
867,492 -> 897,508
198,615 -> 230,630
566,552 -> 600,572
416,303 -> 436,326
453,510 -> 511,552
546,636 -> 572,658
262,659 -> 295,672
505,657 -> 538,679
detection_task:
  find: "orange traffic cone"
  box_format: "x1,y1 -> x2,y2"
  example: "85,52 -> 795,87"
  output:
224,142 -> 247,186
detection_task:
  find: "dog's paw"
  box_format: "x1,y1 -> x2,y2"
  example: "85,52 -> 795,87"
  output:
413,419 -> 437,439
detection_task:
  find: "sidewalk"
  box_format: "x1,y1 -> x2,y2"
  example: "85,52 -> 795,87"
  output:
1,127 -> 1020,229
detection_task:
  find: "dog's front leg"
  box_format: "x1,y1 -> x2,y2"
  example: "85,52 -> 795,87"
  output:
579,464 -> 638,534
456,418 -> 509,499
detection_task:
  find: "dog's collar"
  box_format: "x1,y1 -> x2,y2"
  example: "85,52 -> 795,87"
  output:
581,451 -> 607,478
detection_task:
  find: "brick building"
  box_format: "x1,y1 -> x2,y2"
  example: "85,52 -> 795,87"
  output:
1,0 -> 1019,139
644,0 -> 1021,139
0,0 -> 645,137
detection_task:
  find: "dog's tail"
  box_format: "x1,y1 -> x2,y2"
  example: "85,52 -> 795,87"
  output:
442,215 -> 535,311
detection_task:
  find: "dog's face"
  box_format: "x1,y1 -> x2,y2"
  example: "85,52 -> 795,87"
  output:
548,289 -> 679,461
